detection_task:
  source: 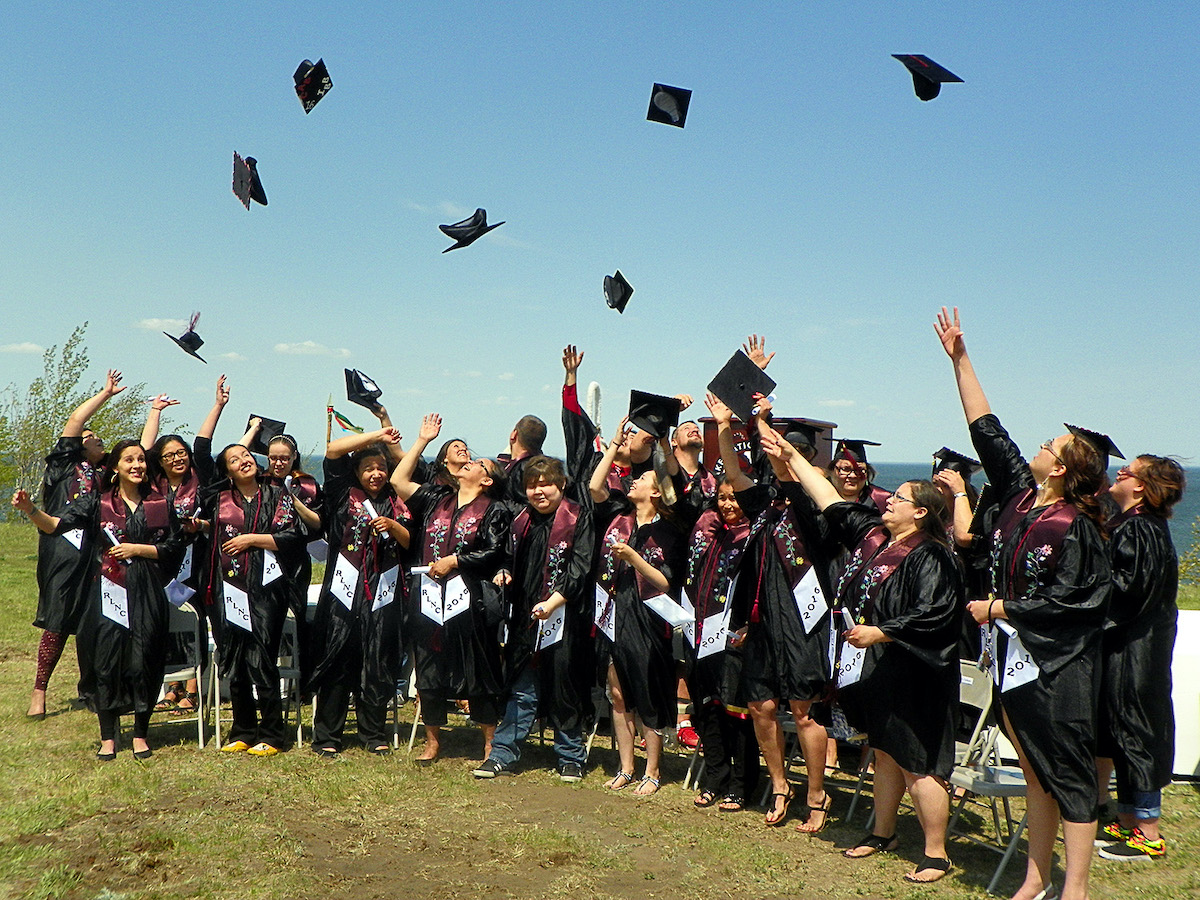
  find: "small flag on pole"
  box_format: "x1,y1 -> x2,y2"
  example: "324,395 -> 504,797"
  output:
331,409 -> 364,433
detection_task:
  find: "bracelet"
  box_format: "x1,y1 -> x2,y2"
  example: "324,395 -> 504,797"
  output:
953,492 -> 967,499
987,598 -> 997,623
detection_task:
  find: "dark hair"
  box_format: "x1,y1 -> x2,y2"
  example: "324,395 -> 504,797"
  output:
105,439 -> 152,498
351,443 -> 393,488
148,433 -> 191,482
905,480 -> 952,545
217,443 -> 259,481
433,437 -> 469,486
1133,455 -> 1186,518
268,434 -> 311,478
478,459 -> 508,499
523,455 -> 567,490
513,416 -> 547,453
1060,435 -> 1108,528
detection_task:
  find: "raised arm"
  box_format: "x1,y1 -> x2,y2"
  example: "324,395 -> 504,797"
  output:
369,404 -> 403,460
197,375 -> 230,441
562,343 -> 584,388
750,395 -> 796,484
390,414 -> 440,500
62,369 -> 124,438
704,393 -> 752,492
932,468 -> 975,547
742,334 -> 775,370
329,426 -> 399,461
588,416 -> 628,503
934,307 -> 991,425
140,393 -> 180,450
11,490 -> 62,534
240,416 -> 261,449
761,429 -> 841,511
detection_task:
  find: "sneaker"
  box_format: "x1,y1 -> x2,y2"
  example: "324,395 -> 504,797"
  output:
1098,828 -> 1166,861
558,762 -> 584,783
473,758 -> 511,779
1095,820 -> 1132,846
677,725 -> 700,749
246,742 -> 280,757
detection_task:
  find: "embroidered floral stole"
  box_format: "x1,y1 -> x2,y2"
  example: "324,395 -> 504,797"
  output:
99,486 -> 169,587
511,498 -> 581,602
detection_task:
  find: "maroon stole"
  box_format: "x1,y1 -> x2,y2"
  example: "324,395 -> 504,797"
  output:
865,485 -> 892,516
511,498 -> 581,602
684,465 -> 717,499
158,469 -> 200,518
744,499 -> 815,623
290,473 -> 319,506
686,510 -> 749,628
213,485 -> 291,593
71,459 -> 99,503
598,512 -> 667,601
342,487 -> 404,603
99,486 -> 169,587
423,493 -> 492,566
992,490 -> 1079,603
836,527 -> 924,622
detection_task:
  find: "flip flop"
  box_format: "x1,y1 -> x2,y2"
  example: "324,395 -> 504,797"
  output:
843,833 -> 898,858
796,792 -> 834,834
634,775 -> 660,796
764,788 -> 795,827
903,856 -> 952,884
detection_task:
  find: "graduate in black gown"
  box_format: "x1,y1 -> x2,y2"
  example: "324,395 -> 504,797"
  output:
476,455 -> 596,781
1095,455 -> 1185,861
589,416 -> 686,796
392,413 -> 509,763
202,443 -> 305,756
24,370 -> 123,720
308,427 -> 409,756
496,414 -> 548,513
938,307 -> 1111,900
765,431 -> 962,884
14,439 -> 186,759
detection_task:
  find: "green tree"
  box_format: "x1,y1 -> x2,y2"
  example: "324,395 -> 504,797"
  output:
1180,516 -> 1200,586
0,323 -> 169,513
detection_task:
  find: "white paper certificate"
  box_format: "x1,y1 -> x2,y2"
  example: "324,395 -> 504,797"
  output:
643,594 -> 692,627
222,581 -> 252,632
792,567 -> 828,634
100,576 -> 129,628
165,579 -> 194,608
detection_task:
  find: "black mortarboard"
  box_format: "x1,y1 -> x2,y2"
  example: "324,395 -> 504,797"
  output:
345,368 -> 383,411
628,390 -> 680,440
439,208 -> 504,252
245,415 -> 286,456
1065,423 -> 1125,469
164,312 -> 207,363
707,351 -> 777,424
604,270 -> 633,313
775,420 -> 821,455
892,54 -> 963,101
830,438 -> 881,465
294,58 -> 333,113
932,447 -> 982,479
647,83 -> 692,127
232,152 -> 267,209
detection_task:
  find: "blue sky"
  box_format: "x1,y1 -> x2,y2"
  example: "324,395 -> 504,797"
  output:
3,3 -> 1197,464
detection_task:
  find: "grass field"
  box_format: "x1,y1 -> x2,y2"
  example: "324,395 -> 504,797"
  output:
1,523 -> 1198,900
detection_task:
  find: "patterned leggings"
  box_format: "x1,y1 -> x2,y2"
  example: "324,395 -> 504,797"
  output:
34,630 -> 68,691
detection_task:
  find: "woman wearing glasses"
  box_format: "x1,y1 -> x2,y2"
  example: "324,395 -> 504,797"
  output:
936,307 -> 1111,900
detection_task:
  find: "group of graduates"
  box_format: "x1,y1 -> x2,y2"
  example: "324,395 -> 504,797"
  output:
13,313 -> 1185,899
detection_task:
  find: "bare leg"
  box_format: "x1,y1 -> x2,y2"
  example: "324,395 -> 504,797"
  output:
1002,710 -> 1059,900
479,722 -> 495,761
418,724 -> 441,761
634,723 -> 663,794
28,688 -> 47,718
607,664 -> 637,787
904,768 -> 952,880
1094,756 -> 1114,811
870,750 -> 907,841
792,700 -> 830,831
749,698 -> 791,824
1061,820 -> 1096,900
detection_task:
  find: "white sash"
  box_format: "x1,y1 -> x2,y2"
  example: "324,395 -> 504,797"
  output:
535,606 -> 566,650
261,549 -> 282,585
419,573 -> 443,624
594,584 -> 615,642
222,581 -> 252,632
329,553 -> 359,610
100,575 -> 129,628
792,567 -> 829,635
680,587 -> 697,647
62,528 -> 84,550
697,609 -> 731,659
441,574 -> 471,622
997,620 -> 1040,692
373,565 -> 399,612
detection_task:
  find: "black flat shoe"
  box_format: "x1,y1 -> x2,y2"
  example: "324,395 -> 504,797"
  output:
133,748 -> 153,760
367,745 -> 392,756
96,750 -> 117,762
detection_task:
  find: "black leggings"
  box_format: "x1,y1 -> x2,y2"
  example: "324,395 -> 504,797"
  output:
97,709 -> 152,742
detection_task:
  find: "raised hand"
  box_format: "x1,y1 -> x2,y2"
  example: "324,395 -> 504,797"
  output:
933,468 -> 966,495
378,427 -> 401,445
150,394 -> 180,411
934,306 -> 966,360
562,344 -> 584,375
742,334 -> 775,369
104,369 -> 126,397
215,374 -> 230,407
751,391 -> 773,417
674,393 -> 694,411
704,392 -> 732,426
610,415 -> 631,448
11,490 -> 33,514
418,414 -> 442,443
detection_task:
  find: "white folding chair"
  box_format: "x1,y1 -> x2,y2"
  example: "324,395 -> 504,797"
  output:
277,614 -> 305,746
156,603 -> 209,748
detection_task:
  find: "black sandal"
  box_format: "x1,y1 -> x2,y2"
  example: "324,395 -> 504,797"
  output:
903,855 -> 952,884
764,788 -> 794,827
718,795 -> 745,812
843,833 -> 899,858
693,789 -> 718,808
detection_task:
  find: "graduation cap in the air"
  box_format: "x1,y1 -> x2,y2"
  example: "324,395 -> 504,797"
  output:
604,270 -> 634,313
245,414 -> 287,456
1065,423 -> 1125,470
163,312 -> 207,363
932,447 -> 982,479
440,208 -> 504,252
232,152 -> 268,208
628,390 -> 680,440
647,83 -> 692,127
892,54 -> 963,101
294,58 -> 333,113
345,368 -> 383,412
707,351 -> 777,424
830,438 -> 881,466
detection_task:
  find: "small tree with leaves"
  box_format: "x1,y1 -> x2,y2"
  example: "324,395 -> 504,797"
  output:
1179,516 -> 1200,586
0,323 -> 161,512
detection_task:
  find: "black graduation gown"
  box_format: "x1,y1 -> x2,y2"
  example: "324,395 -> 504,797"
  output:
1097,508 -> 1178,792
971,414 -> 1111,822
503,494 -> 596,734
824,502 -> 962,778
406,483 -> 508,700
306,456 -> 408,708
33,436 -> 100,634
733,483 -> 834,704
59,491 -> 186,716
561,384 -> 652,491
594,495 -> 686,731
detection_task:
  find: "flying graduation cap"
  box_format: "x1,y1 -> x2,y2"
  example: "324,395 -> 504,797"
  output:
345,368 -> 383,411
245,414 -> 287,456
707,351 -> 777,424
932,447 -> 982,479
628,390 -> 681,440
164,312 -> 207,363
294,58 -> 333,113
440,208 -> 504,252
1065,423 -> 1125,470
647,83 -> 692,127
604,270 -> 634,313
892,54 -> 963,101
232,152 -> 268,208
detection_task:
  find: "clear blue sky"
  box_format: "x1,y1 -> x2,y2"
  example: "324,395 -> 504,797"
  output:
3,3 -> 1197,464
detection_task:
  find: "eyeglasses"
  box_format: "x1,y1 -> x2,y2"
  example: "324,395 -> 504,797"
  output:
833,465 -> 861,477
160,449 -> 189,462
1116,466 -> 1142,481
267,456 -> 293,464
1040,439 -> 1065,465
891,493 -> 920,506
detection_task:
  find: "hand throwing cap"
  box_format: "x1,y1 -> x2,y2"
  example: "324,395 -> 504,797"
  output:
628,390 -> 681,440
245,415 -> 287,456
932,447 -> 982,479
647,83 -> 692,127
294,58 -> 333,113
892,54 -> 963,101
1064,423 -> 1124,469
232,152 -> 268,208
707,351 -> 777,423
440,208 -> 504,252
345,368 -> 383,411
164,312 -> 207,363
604,270 -> 634,313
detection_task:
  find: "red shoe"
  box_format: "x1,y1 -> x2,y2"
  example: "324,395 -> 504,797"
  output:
677,725 -> 700,749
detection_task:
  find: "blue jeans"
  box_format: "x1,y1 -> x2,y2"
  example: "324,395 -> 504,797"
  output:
489,665 -> 585,768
